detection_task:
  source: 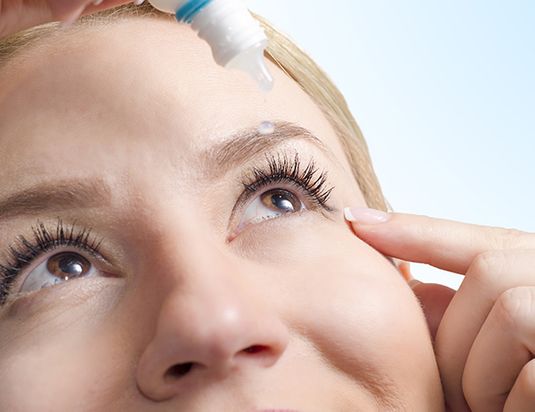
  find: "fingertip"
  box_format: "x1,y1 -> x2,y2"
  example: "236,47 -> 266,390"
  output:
59,5 -> 86,28
397,260 -> 412,281
343,207 -> 355,222
81,0 -> 136,16
408,278 -> 422,289
343,207 -> 391,225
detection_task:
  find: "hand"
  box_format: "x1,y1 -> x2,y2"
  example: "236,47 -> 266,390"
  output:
344,207 -> 535,412
0,0 -> 141,39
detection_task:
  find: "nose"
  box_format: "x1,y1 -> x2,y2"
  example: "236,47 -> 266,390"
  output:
135,241 -> 290,401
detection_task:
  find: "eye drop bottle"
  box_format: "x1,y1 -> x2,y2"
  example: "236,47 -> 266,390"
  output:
148,0 -> 273,91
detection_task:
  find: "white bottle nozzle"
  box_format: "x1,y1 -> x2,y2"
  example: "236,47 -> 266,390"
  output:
148,0 -> 184,13
226,40 -> 273,92
148,0 -> 273,91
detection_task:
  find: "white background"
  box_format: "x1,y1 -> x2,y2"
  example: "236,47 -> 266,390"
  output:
247,0 -> 535,290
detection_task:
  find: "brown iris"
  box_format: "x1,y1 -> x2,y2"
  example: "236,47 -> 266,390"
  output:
46,252 -> 91,281
260,189 -> 301,213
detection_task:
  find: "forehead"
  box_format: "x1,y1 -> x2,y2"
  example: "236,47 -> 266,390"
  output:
0,18 -> 355,190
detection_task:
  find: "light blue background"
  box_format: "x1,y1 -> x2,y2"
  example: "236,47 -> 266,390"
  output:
247,0 -> 535,289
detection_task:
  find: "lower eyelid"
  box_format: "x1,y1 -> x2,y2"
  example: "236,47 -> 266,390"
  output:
228,206 -> 310,242
4,277 -> 123,317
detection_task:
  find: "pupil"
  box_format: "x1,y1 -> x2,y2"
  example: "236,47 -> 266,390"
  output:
47,252 -> 89,279
267,190 -> 299,212
59,256 -> 83,276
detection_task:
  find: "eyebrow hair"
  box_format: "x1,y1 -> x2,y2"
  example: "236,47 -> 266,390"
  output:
0,178 -> 112,222
0,121 -> 333,222
201,121 -> 336,179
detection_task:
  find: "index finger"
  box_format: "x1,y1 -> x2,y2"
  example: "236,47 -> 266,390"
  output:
344,207 -> 534,275
81,0 -> 141,17
0,0 -> 136,39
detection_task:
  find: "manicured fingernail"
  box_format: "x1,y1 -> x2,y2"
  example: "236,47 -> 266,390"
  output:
93,0 -> 104,5
344,207 -> 391,224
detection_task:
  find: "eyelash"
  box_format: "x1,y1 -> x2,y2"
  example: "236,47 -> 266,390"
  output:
0,153 -> 334,304
238,152 -> 335,212
0,220 -> 103,305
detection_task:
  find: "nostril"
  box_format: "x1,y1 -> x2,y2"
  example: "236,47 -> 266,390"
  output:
163,346 -> 269,380
243,345 -> 266,354
165,362 -> 195,379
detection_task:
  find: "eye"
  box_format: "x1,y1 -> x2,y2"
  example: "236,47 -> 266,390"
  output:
236,188 -> 303,231
19,251 -> 98,294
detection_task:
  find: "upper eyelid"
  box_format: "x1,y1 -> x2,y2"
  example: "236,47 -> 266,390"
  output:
236,178 -> 316,210
240,170 -> 333,206
246,151 -> 333,191
23,236 -> 110,272
238,143 -> 334,177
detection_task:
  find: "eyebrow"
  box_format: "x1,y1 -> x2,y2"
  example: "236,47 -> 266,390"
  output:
201,121 -> 336,178
0,179 -> 112,222
0,122 -> 334,222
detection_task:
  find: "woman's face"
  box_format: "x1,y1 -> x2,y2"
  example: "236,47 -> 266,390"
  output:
0,18 -> 443,411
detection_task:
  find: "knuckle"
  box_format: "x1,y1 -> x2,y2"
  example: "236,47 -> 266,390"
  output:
468,250 -> 507,284
499,227 -> 523,245
493,227 -> 533,249
495,287 -> 535,331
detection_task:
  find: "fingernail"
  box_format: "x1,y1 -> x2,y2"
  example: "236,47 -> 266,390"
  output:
408,278 -> 422,288
60,5 -> 86,28
344,207 -> 391,224
133,0 -> 146,4
93,0 -> 104,5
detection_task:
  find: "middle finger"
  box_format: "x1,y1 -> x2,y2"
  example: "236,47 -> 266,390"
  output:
463,286 -> 535,411
435,249 -> 535,411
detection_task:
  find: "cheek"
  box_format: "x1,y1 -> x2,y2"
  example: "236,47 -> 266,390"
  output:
0,283 -> 130,409
0,323 -> 134,410
236,214 -> 434,384
0,339 -> 97,409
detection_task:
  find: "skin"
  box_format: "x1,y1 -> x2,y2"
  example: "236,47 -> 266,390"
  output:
346,213 -> 535,412
0,18 -> 445,411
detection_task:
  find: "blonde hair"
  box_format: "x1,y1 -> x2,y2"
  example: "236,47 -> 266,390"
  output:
0,3 -> 390,212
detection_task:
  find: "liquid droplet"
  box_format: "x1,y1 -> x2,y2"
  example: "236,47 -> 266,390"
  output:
258,121 -> 275,135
